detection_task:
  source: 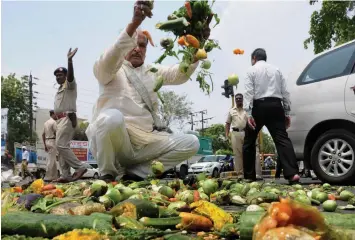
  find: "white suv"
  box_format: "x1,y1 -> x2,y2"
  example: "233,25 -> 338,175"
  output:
287,40 -> 355,184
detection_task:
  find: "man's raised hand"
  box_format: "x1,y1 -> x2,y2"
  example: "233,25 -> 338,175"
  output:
67,48 -> 78,60
132,1 -> 153,25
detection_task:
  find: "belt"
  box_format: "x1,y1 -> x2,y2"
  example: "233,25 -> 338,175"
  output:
254,97 -> 281,102
232,127 -> 244,132
54,112 -> 67,120
46,137 -> 56,140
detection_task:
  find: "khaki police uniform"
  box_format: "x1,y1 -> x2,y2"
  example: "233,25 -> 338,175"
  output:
54,76 -> 88,178
226,107 -> 262,177
43,117 -> 58,181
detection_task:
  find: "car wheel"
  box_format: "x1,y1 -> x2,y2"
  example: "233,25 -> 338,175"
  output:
179,165 -> 188,179
212,168 -> 219,178
93,173 -> 99,179
311,129 -> 355,184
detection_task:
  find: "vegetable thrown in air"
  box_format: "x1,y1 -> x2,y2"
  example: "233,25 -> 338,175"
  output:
154,0 -> 221,94
151,160 -> 164,177
228,74 -> 239,86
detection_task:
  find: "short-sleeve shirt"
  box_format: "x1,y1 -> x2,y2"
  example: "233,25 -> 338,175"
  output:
22,150 -> 30,161
54,79 -> 77,113
43,118 -> 57,139
226,107 -> 247,129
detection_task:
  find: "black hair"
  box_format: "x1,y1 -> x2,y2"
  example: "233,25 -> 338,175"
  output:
251,48 -> 267,62
49,110 -> 55,116
235,93 -> 243,98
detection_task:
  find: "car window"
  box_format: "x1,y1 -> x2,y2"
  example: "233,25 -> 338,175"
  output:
198,155 -> 217,163
298,42 -> 355,85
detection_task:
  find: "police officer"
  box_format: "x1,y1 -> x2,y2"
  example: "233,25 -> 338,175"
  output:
53,48 -> 89,183
42,110 -> 58,182
225,93 -> 263,179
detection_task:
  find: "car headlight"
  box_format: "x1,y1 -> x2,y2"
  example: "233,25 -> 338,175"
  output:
205,164 -> 213,168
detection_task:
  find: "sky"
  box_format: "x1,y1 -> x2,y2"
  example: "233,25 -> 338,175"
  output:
1,0 -> 320,132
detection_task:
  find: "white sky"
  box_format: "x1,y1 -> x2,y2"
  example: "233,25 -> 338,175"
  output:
1,1 -> 320,132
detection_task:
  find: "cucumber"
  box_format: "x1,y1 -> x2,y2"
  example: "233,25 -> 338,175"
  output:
110,199 -> 159,220
159,206 -> 179,218
139,216 -> 182,229
114,216 -> 145,230
1,212 -> 113,238
156,17 -> 189,31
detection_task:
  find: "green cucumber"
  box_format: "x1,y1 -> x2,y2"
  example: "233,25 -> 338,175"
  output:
139,216 -> 182,229
156,17 -> 189,31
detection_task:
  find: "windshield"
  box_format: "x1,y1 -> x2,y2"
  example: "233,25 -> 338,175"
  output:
198,155 -> 217,163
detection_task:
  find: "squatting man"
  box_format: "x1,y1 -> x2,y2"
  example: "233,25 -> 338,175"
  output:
86,0 -> 212,182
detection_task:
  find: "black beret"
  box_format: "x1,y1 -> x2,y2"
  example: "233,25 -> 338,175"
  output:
54,67 -> 68,76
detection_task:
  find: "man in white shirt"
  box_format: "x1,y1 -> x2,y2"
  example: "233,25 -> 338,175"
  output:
86,1 -> 211,182
22,146 -> 30,162
225,93 -> 262,179
42,110 -> 58,182
243,48 -> 300,183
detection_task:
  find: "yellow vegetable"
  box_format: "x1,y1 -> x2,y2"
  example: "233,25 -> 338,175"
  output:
30,179 -> 44,194
53,229 -> 108,240
190,200 -> 233,231
195,49 -> 207,60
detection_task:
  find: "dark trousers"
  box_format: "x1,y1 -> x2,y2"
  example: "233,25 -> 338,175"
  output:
243,98 -> 298,180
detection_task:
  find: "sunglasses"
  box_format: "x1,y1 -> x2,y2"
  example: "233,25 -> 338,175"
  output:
235,98 -> 243,100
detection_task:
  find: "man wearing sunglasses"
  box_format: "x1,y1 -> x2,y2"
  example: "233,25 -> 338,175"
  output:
225,93 -> 262,179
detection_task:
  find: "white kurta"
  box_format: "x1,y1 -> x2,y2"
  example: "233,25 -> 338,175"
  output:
86,28 -> 200,178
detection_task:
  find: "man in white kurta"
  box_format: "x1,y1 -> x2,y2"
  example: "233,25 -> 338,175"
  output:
86,1 -> 210,182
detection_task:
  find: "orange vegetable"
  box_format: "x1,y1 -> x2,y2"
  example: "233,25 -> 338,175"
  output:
42,184 -> 56,192
254,198 -> 328,240
233,48 -> 244,55
111,181 -> 118,186
185,2 -> 192,19
193,190 -> 200,202
177,212 -> 213,231
42,189 -> 64,198
185,35 -> 200,48
142,30 -> 155,47
328,194 -> 336,200
10,186 -> 23,193
178,36 -> 189,46
169,198 -> 178,202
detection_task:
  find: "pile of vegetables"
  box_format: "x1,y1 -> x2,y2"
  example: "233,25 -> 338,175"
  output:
2,165 -> 355,239
154,0 -> 221,94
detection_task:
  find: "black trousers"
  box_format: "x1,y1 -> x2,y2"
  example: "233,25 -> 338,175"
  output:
243,98 -> 298,180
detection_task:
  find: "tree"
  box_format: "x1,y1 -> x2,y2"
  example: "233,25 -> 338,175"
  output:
304,1 -> 355,54
158,90 -> 192,128
202,124 -> 232,153
1,74 -> 33,154
260,131 -> 276,155
73,122 -> 89,141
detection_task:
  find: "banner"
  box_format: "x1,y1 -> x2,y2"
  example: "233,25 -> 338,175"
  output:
70,141 -> 89,161
1,108 -> 9,156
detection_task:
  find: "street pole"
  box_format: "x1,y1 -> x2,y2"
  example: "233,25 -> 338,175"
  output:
29,73 -> 33,142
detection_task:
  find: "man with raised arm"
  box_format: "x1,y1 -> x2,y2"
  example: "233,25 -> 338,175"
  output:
53,48 -> 89,183
86,1 -> 211,182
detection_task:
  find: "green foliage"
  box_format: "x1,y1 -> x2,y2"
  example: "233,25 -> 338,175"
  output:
215,149 -> 233,155
304,1 -> 355,54
158,90 -> 192,128
73,122 -> 89,141
1,74 -> 33,154
260,131 -> 276,154
201,124 -> 232,153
